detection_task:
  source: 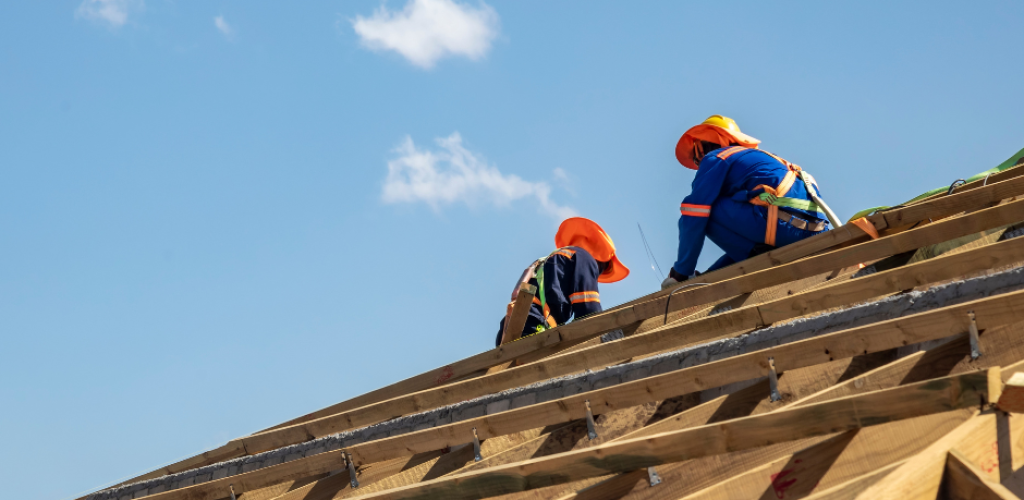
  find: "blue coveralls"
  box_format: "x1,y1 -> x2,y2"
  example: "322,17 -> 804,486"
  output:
496,246 -> 603,347
673,147 -> 830,277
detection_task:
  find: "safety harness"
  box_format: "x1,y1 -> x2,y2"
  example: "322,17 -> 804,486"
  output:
505,247 -> 576,335
716,146 -> 843,246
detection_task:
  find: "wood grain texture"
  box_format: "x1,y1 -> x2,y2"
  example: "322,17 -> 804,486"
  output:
680,409 -> 974,500
502,283 -> 537,345
853,412 -> 1000,500
942,449 -> 1021,500
796,461 -> 904,500
107,173 -> 1024,497
338,370 -> 996,500
239,229 -> 1024,460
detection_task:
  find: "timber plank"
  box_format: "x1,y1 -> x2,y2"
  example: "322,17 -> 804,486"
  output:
501,284 -> 537,345
260,173 -> 1024,439
558,321 -> 1024,500
269,428 -> 551,500
339,370 -> 997,500
614,170 -> 1024,313
138,188 -> 1023,495
943,449 -> 1021,500
567,438 -> 836,500
634,196 -> 1024,321
853,412 -> 1001,500
680,410 -> 974,500
799,321 -> 1024,406
330,287 -> 1024,467
450,397 -> 694,475
242,232 -> 1024,458
181,286 -> 1024,497
797,461 -> 904,500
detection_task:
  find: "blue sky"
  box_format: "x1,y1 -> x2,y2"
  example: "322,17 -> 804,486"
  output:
2,1 -> 1023,499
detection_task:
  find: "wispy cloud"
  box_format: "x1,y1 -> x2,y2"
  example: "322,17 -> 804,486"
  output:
382,133 -> 576,220
76,0 -> 139,27
214,16 -> 233,39
352,0 -> 499,69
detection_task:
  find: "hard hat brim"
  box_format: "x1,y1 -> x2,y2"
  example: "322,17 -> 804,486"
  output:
598,253 -> 629,283
675,124 -> 761,170
555,217 -> 630,283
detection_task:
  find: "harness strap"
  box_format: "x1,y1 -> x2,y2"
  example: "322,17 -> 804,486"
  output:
506,247 -> 576,334
745,150 -> 841,245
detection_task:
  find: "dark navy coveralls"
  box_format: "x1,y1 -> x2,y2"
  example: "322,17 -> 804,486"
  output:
496,246 -> 603,347
674,147 -> 830,277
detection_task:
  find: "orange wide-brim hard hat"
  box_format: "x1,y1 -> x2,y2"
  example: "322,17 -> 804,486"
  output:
675,115 -> 761,170
555,217 -> 630,283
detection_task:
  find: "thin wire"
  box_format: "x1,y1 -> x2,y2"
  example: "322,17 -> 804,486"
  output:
637,223 -> 665,280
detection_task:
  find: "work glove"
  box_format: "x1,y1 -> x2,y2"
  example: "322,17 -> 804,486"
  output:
660,268 -> 691,290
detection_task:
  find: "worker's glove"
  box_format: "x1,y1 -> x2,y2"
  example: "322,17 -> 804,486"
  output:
660,268 -> 691,290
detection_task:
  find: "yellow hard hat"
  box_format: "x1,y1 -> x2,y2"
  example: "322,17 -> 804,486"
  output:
675,115 -> 761,170
702,115 -> 750,137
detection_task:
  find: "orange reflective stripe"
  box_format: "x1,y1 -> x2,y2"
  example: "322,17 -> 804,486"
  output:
553,248 -> 576,259
680,203 -> 711,217
569,291 -> 600,304
716,146 -> 747,160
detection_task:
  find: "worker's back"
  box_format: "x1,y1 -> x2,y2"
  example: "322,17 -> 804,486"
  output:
495,246 -> 603,346
699,147 -> 823,223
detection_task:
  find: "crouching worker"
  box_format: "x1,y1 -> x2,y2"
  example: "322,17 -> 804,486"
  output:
497,217 -> 629,346
662,115 -> 841,290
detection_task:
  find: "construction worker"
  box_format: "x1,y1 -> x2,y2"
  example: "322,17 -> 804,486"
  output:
497,217 -> 629,346
662,115 -> 840,290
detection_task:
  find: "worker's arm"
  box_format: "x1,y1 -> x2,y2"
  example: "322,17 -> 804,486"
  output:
568,251 -> 602,320
673,155 -> 731,277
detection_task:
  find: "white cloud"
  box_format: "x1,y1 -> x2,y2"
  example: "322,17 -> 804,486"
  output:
214,16 -> 233,38
352,0 -> 499,69
76,0 -> 139,27
382,133 -> 576,220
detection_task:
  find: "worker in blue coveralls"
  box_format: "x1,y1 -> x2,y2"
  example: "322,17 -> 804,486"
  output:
497,217 -> 629,346
661,115 -> 839,290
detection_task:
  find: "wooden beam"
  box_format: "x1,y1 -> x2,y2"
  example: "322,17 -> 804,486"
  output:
634,196 -> 1024,322
223,180 -> 1024,462
615,169 -> 1024,311
105,176 -> 1024,495
268,427 -> 553,500
999,372 -> 1024,413
126,287 -> 1012,500
266,171 -> 1024,434
237,231 -> 1024,460
237,286 -> 1024,467
524,353 -> 898,500
449,325 -> 1024,500
800,322 -> 1024,407
679,409 -> 975,500
552,325 -> 1017,500
337,370 -> 997,500
943,449 -> 1022,500
853,412 -> 1001,499
501,283 -> 537,345
450,397 -> 695,475
566,438 -> 835,500
797,461 -> 905,500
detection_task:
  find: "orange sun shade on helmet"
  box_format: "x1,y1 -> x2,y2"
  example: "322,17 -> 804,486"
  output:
675,115 -> 761,170
555,217 -> 629,283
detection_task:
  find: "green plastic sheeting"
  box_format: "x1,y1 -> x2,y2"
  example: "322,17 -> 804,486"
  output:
846,146 -> 1024,223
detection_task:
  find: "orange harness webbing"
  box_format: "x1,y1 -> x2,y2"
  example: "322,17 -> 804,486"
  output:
747,151 -> 803,246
